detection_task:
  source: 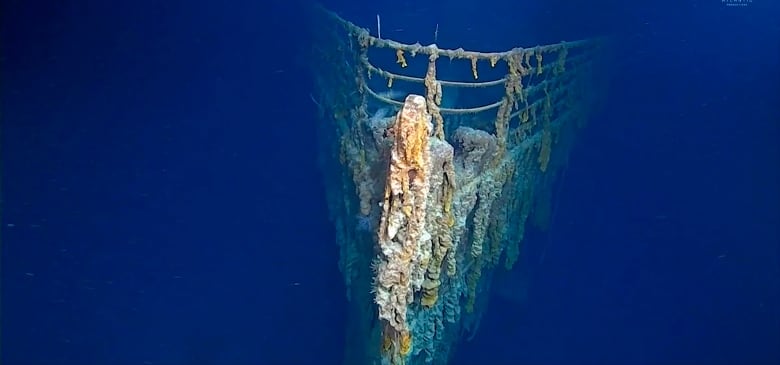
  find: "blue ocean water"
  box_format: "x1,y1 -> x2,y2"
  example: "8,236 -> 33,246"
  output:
2,0 -> 778,364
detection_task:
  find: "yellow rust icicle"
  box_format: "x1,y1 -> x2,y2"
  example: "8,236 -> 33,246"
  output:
375,94 -> 431,364
396,49 -> 408,68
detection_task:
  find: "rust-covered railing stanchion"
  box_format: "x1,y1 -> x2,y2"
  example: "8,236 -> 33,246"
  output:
422,47 -> 445,140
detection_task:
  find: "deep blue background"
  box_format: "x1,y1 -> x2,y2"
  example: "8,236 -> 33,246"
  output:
2,0 -> 778,364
